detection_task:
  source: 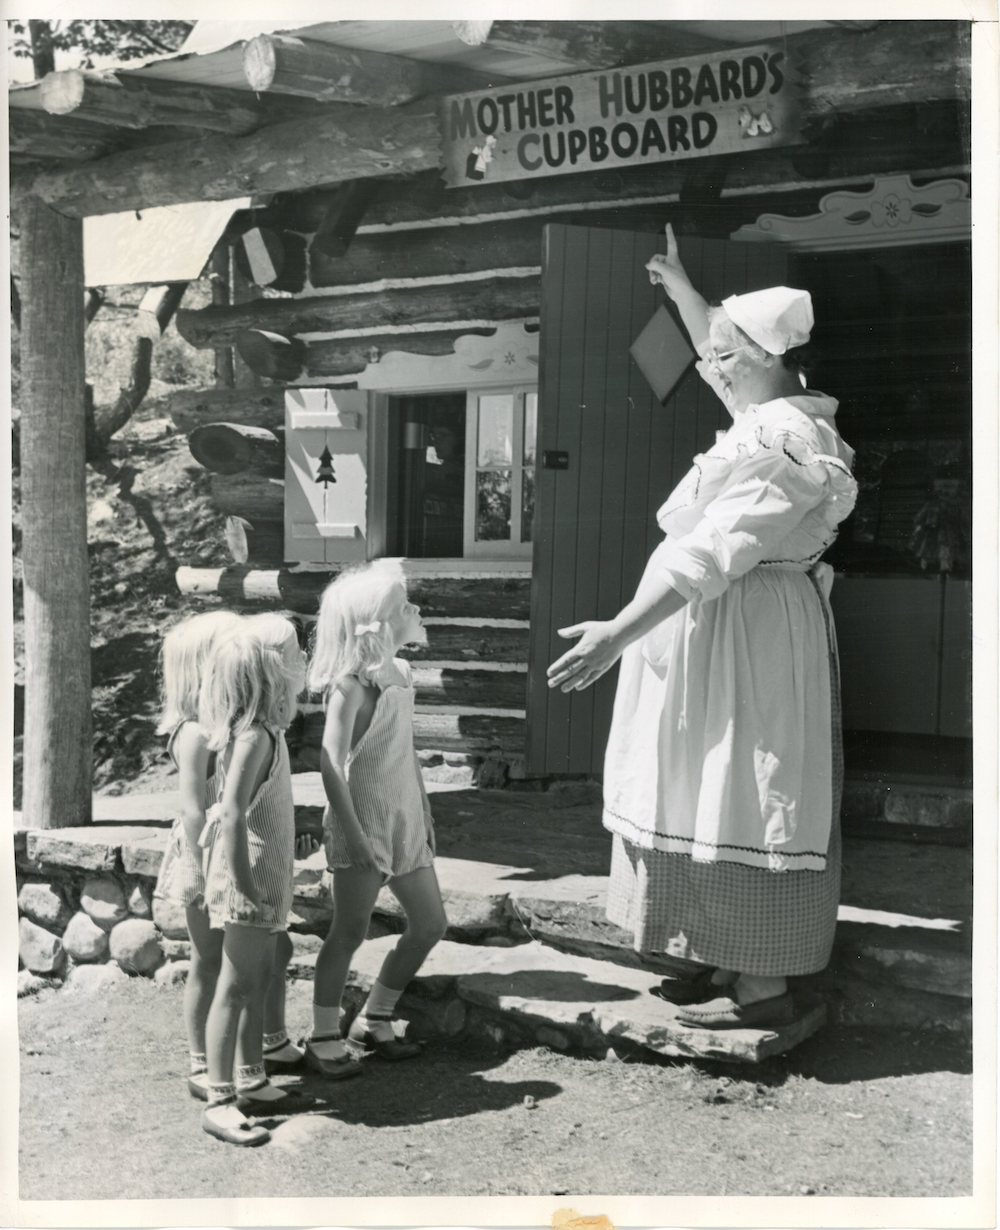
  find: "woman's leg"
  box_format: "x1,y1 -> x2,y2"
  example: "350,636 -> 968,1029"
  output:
183,904 -> 223,1080
734,973 -> 787,1003
310,867 -> 383,1059
203,924 -> 275,1134
351,866 -> 447,1045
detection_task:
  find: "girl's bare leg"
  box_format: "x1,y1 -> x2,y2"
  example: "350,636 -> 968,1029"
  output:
204,924 -> 275,1133
260,930 -> 304,1065
378,866 -> 448,991
350,866 -> 448,1046
310,867 -> 383,1057
183,904 -> 223,1081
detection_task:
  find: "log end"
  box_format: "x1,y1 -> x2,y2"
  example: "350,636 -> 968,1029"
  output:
236,329 -> 306,381
243,34 -> 279,93
39,69 -> 87,117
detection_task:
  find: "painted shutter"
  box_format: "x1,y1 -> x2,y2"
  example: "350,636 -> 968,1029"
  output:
526,224 -> 787,777
284,388 -> 368,565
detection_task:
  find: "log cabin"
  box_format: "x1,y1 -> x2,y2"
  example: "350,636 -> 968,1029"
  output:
12,19 -> 974,822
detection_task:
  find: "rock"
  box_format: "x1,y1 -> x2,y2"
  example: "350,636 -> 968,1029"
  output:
18,881 -> 74,931
483,935 -> 520,947
19,918 -> 65,976
268,1115 -> 341,1149
65,963 -> 129,994
291,931 -> 324,955
161,938 -> 192,961
63,911 -> 110,963
119,832 -> 168,878
25,828 -> 120,872
128,883 -> 153,918
152,895 -> 189,940
80,876 -> 129,931
18,970 -> 58,998
536,1025 -> 570,1051
155,961 -> 190,988
109,919 -> 164,975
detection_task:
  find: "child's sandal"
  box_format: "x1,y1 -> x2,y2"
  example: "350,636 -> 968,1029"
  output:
303,1033 -> 364,1081
346,1018 -> 424,1062
201,1097 -> 271,1148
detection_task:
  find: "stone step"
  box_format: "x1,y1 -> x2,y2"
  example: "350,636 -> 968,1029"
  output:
285,936 -> 828,1065
841,779 -> 972,845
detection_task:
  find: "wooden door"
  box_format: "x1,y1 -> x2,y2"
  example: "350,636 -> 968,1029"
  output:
526,224 -> 786,777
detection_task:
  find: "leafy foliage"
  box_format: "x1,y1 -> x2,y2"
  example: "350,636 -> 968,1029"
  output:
9,20 -> 194,69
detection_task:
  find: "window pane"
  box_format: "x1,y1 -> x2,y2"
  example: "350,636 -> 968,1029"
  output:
477,395 -> 513,467
476,470 -> 512,541
523,393 -> 537,466
521,466 -> 535,543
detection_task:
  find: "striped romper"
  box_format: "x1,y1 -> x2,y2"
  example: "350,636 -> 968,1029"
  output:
200,724 -> 295,933
153,721 -> 217,909
324,659 -> 436,880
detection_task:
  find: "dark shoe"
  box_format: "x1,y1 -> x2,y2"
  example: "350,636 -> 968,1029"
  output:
235,1080 -> 319,1113
262,1043 -> 306,1075
675,992 -> 797,1030
201,1099 -> 270,1147
303,1034 -> 364,1081
346,1017 -> 424,1061
649,967 -> 719,1005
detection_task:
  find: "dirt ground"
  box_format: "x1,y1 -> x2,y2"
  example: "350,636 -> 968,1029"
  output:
17,975 -> 972,1202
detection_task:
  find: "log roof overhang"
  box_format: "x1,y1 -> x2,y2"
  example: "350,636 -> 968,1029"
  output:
9,19 -> 970,220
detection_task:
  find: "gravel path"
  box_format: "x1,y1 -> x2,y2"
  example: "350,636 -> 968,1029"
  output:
17,976 -> 972,1202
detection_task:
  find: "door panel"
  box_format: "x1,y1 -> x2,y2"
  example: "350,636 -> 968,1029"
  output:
526,224 -> 787,776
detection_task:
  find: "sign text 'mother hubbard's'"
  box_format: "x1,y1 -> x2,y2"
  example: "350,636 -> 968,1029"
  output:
441,44 -> 802,187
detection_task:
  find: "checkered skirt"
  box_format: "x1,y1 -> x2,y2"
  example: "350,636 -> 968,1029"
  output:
605,584 -> 844,977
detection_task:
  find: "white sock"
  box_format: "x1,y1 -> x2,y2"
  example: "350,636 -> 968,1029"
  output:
362,979 -> 403,1020
312,1004 -> 345,1038
310,1004 -> 348,1058
235,1062 -> 267,1092
263,1029 -> 304,1061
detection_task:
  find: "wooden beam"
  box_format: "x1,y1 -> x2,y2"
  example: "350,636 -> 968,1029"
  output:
8,109 -> 120,163
309,181 -> 381,259
282,100 -> 968,235
175,566 -> 532,618
235,330 -> 307,381
167,386 -> 291,435
209,244 -> 235,389
19,192 -> 92,827
24,21 -> 965,220
30,102 -> 440,219
482,20 -> 725,68
16,66 -> 326,136
243,33 -> 502,105
189,423 -> 283,477
210,473 -> 285,521
176,274 -> 540,349
305,328 -> 495,380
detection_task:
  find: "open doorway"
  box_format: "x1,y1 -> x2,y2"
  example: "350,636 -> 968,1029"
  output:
385,393 -> 467,557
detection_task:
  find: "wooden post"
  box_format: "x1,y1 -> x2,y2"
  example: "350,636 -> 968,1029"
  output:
209,244 -> 235,388
19,192 -> 92,826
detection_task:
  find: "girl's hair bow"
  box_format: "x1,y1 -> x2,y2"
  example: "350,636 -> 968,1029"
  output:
354,620 -> 382,636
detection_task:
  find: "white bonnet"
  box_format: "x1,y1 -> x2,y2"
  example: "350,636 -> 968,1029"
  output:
721,286 -> 814,355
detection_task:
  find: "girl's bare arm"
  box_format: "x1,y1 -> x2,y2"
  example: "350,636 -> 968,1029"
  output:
320,681 -> 381,873
216,728 -> 272,907
175,722 -> 212,854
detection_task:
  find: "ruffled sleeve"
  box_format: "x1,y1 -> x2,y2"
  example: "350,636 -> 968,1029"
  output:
652,427 -> 857,602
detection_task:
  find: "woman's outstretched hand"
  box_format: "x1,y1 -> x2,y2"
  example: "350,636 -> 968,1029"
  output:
547,621 -> 623,693
645,222 -> 692,298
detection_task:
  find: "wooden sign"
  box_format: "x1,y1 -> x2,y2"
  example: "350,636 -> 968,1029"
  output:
441,44 -> 801,188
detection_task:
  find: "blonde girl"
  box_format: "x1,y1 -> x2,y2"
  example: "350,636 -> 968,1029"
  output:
153,610 -> 241,1101
305,561 -> 447,1075
197,615 -> 306,1147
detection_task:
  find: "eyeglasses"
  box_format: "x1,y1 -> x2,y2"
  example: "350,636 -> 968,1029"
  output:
705,345 -> 751,369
